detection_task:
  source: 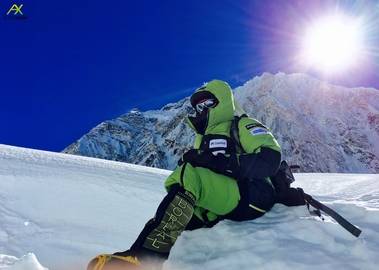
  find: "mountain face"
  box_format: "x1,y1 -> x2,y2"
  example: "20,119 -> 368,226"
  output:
63,73 -> 379,173
63,99 -> 195,170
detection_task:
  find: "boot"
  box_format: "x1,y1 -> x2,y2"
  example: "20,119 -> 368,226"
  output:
87,249 -> 165,270
87,253 -> 141,270
87,184 -> 195,270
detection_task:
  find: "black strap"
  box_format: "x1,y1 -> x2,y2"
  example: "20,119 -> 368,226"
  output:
179,162 -> 187,186
230,115 -> 244,153
305,193 -> 362,237
230,114 -> 268,154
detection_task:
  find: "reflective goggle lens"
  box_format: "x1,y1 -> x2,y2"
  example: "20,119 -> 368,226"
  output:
195,99 -> 216,113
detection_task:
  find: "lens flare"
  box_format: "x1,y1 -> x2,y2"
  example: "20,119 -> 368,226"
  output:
301,14 -> 364,73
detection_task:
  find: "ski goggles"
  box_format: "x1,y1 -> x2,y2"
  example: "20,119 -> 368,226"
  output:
195,98 -> 217,113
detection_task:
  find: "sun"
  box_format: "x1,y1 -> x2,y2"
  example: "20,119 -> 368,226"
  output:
301,14 -> 364,73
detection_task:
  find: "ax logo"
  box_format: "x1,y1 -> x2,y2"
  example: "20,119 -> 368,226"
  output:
5,4 -> 26,19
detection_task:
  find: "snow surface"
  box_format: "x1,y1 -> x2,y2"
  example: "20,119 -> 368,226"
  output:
0,144 -> 378,270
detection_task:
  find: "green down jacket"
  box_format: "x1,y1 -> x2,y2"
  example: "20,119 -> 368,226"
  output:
165,80 -> 281,222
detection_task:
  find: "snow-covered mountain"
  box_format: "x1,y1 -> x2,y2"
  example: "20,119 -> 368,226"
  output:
1,144 -> 379,270
63,73 -> 379,173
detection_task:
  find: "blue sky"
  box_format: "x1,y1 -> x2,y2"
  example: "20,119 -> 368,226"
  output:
1,0 -> 378,152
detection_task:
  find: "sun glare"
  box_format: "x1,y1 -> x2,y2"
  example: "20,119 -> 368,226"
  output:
301,14 -> 364,73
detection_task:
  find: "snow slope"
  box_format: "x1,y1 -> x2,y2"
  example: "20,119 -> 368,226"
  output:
0,144 -> 378,270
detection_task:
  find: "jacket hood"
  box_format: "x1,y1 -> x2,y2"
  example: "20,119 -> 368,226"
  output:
188,80 -> 235,134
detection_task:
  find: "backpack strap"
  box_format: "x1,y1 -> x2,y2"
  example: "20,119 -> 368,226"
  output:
230,114 -> 247,154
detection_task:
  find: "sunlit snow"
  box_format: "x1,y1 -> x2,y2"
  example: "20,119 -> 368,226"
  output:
0,144 -> 378,270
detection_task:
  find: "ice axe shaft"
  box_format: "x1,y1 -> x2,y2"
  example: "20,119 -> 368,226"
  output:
304,193 -> 362,237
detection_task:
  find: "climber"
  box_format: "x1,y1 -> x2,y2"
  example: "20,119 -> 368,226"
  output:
87,79 -> 307,270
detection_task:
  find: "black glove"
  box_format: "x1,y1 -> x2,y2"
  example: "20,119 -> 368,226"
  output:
177,149 -> 201,166
178,149 -> 240,180
275,187 -> 309,206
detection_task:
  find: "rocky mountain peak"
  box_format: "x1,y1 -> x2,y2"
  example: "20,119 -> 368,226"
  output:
63,73 -> 379,173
